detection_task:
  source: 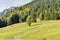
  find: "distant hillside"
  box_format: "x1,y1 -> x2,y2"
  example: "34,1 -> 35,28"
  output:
0,0 -> 60,27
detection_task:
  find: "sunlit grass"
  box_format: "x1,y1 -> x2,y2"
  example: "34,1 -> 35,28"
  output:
0,20 -> 60,40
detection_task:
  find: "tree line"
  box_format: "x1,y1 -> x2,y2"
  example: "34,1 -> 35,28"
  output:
0,0 -> 60,27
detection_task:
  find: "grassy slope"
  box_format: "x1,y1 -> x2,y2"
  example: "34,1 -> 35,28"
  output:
0,20 -> 60,40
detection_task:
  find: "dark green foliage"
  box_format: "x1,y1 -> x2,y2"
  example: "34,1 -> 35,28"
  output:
10,14 -> 20,24
0,19 -> 7,28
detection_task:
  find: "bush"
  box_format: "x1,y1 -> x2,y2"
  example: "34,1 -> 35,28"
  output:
26,16 -> 31,26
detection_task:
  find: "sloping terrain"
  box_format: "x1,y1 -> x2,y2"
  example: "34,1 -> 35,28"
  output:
0,20 -> 60,40
0,0 -> 60,28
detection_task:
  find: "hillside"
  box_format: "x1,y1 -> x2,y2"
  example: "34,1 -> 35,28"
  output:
0,0 -> 60,40
0,0 -> 60,27
0,20 -> 60,40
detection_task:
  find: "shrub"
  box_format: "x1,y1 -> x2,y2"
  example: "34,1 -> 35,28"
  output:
26,16 -> 32,26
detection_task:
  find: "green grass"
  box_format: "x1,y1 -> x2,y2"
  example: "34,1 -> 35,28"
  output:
0,20 -> 60,40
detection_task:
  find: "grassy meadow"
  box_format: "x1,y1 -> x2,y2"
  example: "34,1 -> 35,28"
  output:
0,20 -> 60,40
